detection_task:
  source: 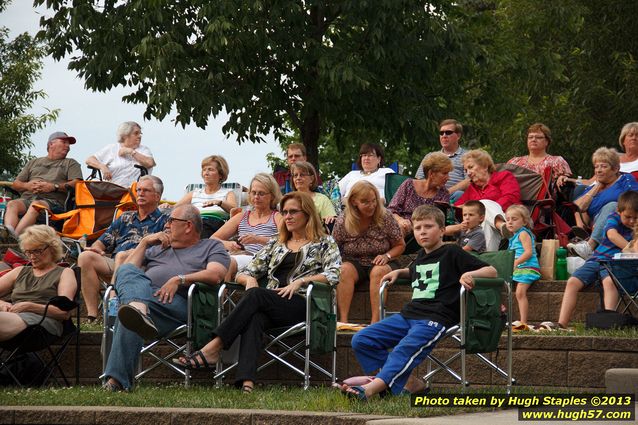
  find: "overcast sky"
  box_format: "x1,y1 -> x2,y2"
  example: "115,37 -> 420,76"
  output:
1,2 -> 280,201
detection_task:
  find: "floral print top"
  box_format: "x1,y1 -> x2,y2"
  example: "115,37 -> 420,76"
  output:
240,235 -> 341,293
332,210 -> 403,266
387,179 -> 450,220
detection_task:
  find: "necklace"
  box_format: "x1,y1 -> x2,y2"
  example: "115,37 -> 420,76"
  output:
291,237 -> 308,243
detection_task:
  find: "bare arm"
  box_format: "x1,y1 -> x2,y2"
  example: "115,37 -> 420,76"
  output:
85,155 -> 112,181
514,231 -> 533,267
8,268 -> 77,320
448,178 -> 470,194
459,265 -> 498,290
606,228 -> 630,251
125,232 -> 170,268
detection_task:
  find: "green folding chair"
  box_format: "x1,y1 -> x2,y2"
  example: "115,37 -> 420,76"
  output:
213,281 -> 337,389
422,249 -> 515,392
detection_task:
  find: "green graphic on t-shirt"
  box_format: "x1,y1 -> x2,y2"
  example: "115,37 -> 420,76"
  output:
412,263 -> 440,299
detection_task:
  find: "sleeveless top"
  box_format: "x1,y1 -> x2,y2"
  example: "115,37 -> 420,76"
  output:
238,210 -> 279,254
508,227 -> 540,269
191,187 -> 232,218
11,266 -> 64,304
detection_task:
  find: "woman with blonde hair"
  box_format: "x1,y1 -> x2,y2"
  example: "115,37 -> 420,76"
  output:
177,191 -> 340,393
0,225 -> 76,341
166,155 -> 237,237
212,173 -> 282,281
388,152 -> 452,236
86,121 -> 156,187
333,181 -> 405,324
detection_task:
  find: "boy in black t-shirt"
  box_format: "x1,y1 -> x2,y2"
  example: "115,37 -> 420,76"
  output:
338,205 -> 496,400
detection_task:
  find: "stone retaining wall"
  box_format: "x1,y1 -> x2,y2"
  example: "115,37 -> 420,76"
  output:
51,331 -> 638,391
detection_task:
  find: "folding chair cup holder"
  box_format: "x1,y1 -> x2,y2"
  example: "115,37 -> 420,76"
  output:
379,249 -> 515,392
0,267 -> 81,387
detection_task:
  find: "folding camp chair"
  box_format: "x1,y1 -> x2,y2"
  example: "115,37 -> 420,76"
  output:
0,267 -> 81,387
379,249 -> 515,393
497,164 -> 572,246
213,281 -> 337,390
100,282 -> 220,388
601,258 -> 638,316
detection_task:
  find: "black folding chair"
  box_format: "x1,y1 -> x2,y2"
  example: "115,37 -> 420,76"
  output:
0,267 -> 81,387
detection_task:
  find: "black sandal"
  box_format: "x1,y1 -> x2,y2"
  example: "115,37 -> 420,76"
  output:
172,350 -> 214,369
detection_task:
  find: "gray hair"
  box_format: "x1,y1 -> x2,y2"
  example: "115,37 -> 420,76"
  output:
116,121 -> 141,144
139,175 -> 164,196
174,204 -> 203,235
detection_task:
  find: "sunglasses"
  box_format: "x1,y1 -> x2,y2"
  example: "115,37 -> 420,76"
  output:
439,130 -> 456,136
281,209 -> 304,216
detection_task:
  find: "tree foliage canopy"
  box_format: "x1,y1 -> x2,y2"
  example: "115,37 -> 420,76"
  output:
34,0 -> 638,179
0,0 -> 58,177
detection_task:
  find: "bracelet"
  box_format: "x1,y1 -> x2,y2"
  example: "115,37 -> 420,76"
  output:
385,253 -> 392,260
132,150 -> 138,156
299,277 -> 306,286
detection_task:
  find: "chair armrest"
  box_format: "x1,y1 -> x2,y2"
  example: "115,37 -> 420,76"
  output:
472,278 -> 506,288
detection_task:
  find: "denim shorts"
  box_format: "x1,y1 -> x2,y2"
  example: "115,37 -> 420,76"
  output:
571,259 -> 609,287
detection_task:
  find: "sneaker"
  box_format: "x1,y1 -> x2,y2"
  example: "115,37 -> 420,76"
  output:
117,304 -> 159,340
567,240 -> 593,260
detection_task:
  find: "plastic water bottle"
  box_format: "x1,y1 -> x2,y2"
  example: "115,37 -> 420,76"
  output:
78,234 -> 87,250
555,247 -> 568,280
107,296 -> 120,320
446,208 -> 456,225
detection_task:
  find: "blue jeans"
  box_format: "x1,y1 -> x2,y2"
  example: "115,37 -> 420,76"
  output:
103,264 -> 187,390
590,202 -> 617,244
351,314 -> 446,395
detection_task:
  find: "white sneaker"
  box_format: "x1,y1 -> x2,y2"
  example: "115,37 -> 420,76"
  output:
567,241 -> 593,260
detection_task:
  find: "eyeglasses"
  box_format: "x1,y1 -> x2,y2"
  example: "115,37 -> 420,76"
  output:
527,135 -> 546,141
360,153 -> 377,158
439,130 -> 456,136
292,173 -> 310,178
249,191 -> 269,197
167,217 -> 190,224
23,245 -> 49,257
281,209 -> 304,216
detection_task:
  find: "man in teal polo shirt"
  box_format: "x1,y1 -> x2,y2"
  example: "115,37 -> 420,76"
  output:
78,175 -> 168,321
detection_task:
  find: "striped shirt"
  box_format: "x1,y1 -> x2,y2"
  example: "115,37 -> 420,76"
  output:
238,210 -> 279,254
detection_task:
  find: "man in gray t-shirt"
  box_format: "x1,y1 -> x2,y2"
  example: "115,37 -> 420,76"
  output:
5,131 -> 83,235
103,204 -> 230,391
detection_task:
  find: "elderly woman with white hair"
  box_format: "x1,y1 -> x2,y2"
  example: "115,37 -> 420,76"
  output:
0,225 -> 77,341
567,147 -> 638,259
86,121 -> 156,187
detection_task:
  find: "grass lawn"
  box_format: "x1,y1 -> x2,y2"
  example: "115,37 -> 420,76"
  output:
0,384 -> 489,418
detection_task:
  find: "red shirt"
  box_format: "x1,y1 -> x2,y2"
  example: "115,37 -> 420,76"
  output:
455,170 -> 520,210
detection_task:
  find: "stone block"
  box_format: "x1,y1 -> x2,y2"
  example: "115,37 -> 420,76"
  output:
13,407 -> 94,424
569,352 -> 638,388
96,409 -> 171,425
605,368 -> 638,397
511,350 -> 568,386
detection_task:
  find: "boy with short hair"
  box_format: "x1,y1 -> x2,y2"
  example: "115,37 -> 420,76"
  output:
457,200 -> 486,253
551,190 -> 638,330
337,205 -> 497,399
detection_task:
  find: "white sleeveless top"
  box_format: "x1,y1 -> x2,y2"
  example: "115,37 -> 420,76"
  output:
191,187 -> 232,216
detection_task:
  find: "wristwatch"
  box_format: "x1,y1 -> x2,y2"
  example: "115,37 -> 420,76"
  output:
53,183 -> 60,191
177,274 -> 186,286
385,253 -> 392,260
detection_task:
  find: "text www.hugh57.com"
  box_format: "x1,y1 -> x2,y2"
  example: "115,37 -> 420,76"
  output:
519,407 -> 634,421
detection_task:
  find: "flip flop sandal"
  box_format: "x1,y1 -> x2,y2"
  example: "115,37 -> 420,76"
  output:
242,384 -> 254,394
341,384 -> 368,401
172,350 -> 213,369
512,323 -> 530,332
